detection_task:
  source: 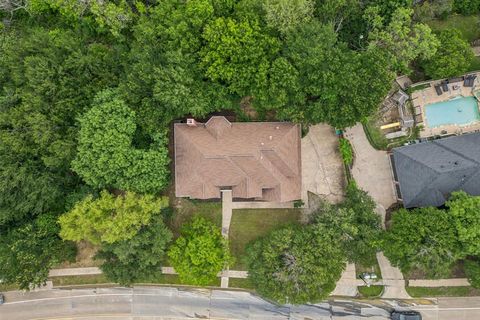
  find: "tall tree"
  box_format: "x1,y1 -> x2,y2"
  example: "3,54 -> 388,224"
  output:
314,183 -> 383,266
72,89 -> 170,194
0,26 -> 120,225
168,216 -> 232,285
263,0 -> 314,34
97,213 -> 173,285
447,191 -> 480,256
366,7 -> 439,73
0,213 -> 76,290
246,225 -> 345,304
383,207 -> 460,278
59,191 -> 168,244
423,28 -> 474,79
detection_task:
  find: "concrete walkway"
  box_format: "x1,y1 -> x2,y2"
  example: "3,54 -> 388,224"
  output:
409,278 -> 470,287
344,124 -> 396,209
331,263 -> 363,297
231,201 -> 294,209
377,252 -> 411,299
221,190 -> 233,238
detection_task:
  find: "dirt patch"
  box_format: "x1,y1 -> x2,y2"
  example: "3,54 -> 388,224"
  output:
57,241 -> 101,268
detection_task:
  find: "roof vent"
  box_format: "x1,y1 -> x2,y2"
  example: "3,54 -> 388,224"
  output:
187,118 -> 197,127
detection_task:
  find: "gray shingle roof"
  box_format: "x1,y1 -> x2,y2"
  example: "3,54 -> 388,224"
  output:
392,132 -> 480,208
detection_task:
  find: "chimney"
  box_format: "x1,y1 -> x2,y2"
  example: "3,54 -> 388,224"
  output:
186,118 -> 197,127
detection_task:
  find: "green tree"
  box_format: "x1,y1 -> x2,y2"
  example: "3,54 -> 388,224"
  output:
447,191 -> 480,256
97,213 -> 173,285
246,225 -> 345,304
367,7 -> 439,73
0,213 -> 76,290
200,17 -> 280,99
72,89 -> 170,194
168,216 -> 232,285
383,207 -> 460,278
0,26 -> 120,225
423,29 -> 474,79
59,191 -> 168,244
263,0 -> 314,34
314,183 -> 382,266
453,0 -> 480,15
465,259 -> 480,288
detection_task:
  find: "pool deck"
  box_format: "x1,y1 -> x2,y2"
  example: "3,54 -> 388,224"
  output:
411,75 -> 480,138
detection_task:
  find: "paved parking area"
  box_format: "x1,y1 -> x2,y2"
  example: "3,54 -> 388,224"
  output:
301,124 -> 345,205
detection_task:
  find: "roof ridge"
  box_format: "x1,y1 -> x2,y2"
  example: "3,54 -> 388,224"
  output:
432,139 -> 480,166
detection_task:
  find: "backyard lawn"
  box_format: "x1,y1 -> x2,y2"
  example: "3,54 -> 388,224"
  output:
427,14 -> 480,43
229,208 -> 303,269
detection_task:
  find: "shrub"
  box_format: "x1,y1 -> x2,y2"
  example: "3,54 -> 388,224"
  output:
465,259 -> 480,288
339,138 -> 354,165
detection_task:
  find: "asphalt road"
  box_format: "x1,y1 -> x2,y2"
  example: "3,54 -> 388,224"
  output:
1,287 -> 480,320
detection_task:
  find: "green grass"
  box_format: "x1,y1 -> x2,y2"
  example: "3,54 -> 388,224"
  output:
362,118 -> 389,150
406,286 -> 480,297
50,274 -> 111,287
469,56 -> 480,72
168,199 -> 222,238
229,208 -> 303,269
0,283 -> 19,291
228,278 -> 256,290
358,285 -> 384,298
407,83 -> 431,94
427,14 -> 480,42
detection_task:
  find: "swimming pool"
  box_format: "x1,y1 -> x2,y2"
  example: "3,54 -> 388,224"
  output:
425,96 -> 480,128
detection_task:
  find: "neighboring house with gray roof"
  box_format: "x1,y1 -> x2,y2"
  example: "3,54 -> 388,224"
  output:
174,116 -> 301,202
391,132 -> 480,208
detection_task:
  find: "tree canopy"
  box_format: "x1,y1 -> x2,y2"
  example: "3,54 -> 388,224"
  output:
72,89 -> 170,194
97,213 -> 173,285
382,207 -> 461,278
423,29 -> 474,79
59,191 -> 168,245
168,216 -> 232,286
246,225 -> 345,304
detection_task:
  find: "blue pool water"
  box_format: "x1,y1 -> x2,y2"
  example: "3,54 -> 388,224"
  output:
425,96 -> 480,128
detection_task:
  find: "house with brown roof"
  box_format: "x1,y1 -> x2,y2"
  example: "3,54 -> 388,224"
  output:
174,116 -> 301,202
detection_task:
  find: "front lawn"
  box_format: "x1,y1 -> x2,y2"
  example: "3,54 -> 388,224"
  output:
168,199 -> 222,238
358,285 -> 384,298
406,286 -> 480,297
229,208 -> 303,269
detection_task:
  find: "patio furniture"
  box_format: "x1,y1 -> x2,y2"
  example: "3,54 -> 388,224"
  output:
434,84 -> 442,95
415,106 -> 422,115
441,81 -> 449,92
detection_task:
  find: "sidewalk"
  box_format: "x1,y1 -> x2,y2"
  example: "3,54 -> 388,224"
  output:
409,279 -> 470,287
377,252 -> 411,299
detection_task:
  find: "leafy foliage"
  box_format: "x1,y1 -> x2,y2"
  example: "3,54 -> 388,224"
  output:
339,138 -> 354,165
263,0 -> 314,34
72,89 -> 170,193
447,191 -> 480,256
367,7 -> 439,73
246,225 -> 345,304
0,213 -> 76,290
382,207 -> 460,278
168,216 -> 232,285
453,0 -> 480,15
465,259 -> 480,288
97,213 -> 173,285
59,191 -> 168,244
423,28 -> 474,79
314,183 -> 382,266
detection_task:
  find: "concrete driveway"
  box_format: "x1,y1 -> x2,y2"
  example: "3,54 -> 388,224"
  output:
344,124 -> 396,209
301,124 -> 345,205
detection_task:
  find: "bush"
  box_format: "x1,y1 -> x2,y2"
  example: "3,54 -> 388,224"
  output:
168,216 -> 232,286
465,259 -> 480,288
339,138 -> 354,165
453,0 -> 480,15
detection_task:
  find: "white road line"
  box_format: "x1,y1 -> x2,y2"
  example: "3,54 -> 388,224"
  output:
4,292 -> 236,305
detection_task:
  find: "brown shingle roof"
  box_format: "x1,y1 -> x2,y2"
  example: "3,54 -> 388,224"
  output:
174,116 -> 301,202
